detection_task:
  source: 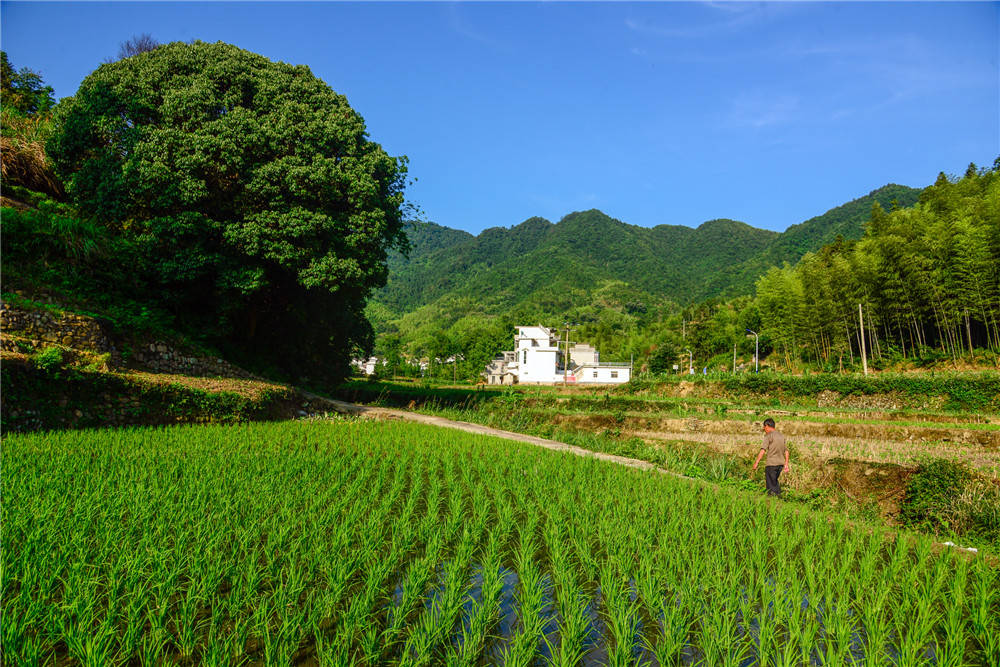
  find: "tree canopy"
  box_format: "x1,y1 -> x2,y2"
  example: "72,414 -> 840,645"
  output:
46,41 -> 409,380
1,51 -> 55,116
754,163 -> 1000,369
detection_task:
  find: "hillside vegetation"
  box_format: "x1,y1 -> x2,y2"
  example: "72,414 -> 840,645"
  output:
758,165 -> 1000,369
376,183 -> 919,319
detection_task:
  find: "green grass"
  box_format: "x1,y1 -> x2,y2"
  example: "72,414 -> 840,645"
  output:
508,405 -> 1000,432
626,371 -> 1000,411
335,378 -> 997,422
6,420 -> 998,665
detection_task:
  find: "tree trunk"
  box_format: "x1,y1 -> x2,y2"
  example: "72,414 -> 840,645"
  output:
965,310 -> 974,357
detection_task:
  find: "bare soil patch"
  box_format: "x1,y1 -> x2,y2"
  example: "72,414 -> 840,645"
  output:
628,425 -> 1000,476
620,415 -> 1000,448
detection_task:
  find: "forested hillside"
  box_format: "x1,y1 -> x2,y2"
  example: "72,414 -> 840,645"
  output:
376,211 -> 776,315
699,184 -> 921,297
757,164 -> 1000,368
375,166 -> 995,382
375,185 -> 920,319
369,184 -> 923,376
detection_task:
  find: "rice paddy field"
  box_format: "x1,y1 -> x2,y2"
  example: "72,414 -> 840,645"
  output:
4,419 -> 1000,666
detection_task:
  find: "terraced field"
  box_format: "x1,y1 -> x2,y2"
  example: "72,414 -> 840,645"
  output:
544,401 -> 1000,477
4,419 -> 999,665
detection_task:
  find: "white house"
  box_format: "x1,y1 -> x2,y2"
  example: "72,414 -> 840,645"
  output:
514,326 -> 562,383
483,325 -> 631,385
568,343 -> 598,365
352,356 -> 381,375
567,362 -> 631,383
485,351 -> 518,385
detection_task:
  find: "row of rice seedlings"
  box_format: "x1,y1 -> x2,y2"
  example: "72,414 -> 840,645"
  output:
307,453 -> 410,660
542,507 -> 591,666
500,509 -> 548,666
229,439 -> 397,663
399,472 -> 487,664
324,457 -> 427,663
378,469 -> 452,658
968,557 -> 1000,665
446,498 -> 512,666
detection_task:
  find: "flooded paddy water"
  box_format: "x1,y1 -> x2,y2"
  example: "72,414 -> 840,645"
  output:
377,560 -> 943,666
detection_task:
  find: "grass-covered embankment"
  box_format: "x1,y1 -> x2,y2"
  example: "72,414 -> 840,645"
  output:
626,371 -> 1000,412
1,351 -> 304,432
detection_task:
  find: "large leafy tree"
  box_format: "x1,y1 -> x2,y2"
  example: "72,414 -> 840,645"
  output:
47,41 -> 409,380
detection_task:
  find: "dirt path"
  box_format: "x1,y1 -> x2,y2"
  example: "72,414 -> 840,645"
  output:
319,397 -> 666,474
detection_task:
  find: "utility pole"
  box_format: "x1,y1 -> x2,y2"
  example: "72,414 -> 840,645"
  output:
561,323 -> 577,385
859,303 -> 868,376
685,348 -> 693,375
746,329 -> 759,373
733,343 -> 737,373
564,325 -> 569,385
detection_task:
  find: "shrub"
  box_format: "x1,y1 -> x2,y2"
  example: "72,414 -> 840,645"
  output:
949,480 -> 1000,547
30,347 -> 65,374
0,108 -> 62,197
900,459 -> 970,533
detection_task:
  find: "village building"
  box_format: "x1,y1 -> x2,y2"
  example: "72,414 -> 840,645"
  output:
484,326 -> 631,385
352,356 -> 381,375
484,351 -> 518,385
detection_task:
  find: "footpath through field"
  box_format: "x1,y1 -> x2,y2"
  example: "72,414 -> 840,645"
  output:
320,397 -> 668,474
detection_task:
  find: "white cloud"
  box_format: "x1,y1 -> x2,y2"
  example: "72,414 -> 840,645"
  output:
624,3 -> 768,40
446,3 -> 507,50
726,93 -> 801,129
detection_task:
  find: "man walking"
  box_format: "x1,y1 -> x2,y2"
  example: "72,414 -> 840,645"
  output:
752,418 -> 790,496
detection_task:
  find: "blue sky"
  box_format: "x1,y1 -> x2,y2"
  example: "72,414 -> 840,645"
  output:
3,1 -> 997,234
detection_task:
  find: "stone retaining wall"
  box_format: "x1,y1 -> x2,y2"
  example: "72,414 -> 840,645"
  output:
129,342 -> 255,379
1,303 -> 255,379
0,302 -> 117,355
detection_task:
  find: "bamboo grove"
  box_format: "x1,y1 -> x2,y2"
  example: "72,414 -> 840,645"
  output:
756,163 -> 1000,368
4,420 -> 999,665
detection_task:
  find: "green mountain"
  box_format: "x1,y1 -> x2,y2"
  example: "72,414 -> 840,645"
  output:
375,184 -> 921,320
698,183 -> 922,297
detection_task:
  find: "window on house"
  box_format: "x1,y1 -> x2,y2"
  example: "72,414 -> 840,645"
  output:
611,371 -> 619,378
593,371 -> 598,378
523,350 -> 527,364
